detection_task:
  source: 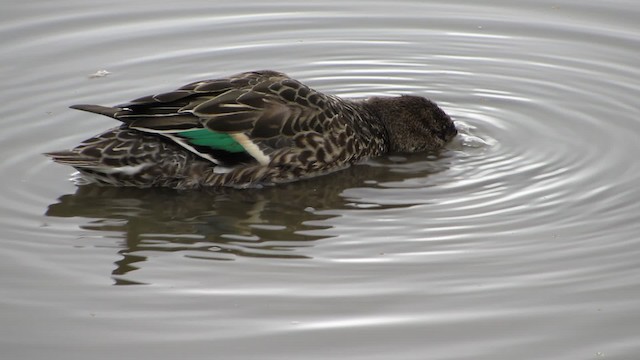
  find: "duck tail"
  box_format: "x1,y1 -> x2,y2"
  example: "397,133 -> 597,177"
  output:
70,104 -> 124,119
44,150 -> 101,167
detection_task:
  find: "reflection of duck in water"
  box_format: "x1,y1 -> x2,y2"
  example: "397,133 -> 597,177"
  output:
44,154 -> 453,271
46,70 -> 457,189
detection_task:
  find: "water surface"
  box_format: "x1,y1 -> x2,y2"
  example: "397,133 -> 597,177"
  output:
2,1 -> 640,359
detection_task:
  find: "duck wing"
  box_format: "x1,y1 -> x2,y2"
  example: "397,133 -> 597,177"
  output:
72,70 -> 343,167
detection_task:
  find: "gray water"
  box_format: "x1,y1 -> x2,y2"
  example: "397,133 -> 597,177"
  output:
2,1 -> 640,359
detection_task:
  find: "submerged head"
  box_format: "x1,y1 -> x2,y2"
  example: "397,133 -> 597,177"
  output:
366,95 -> 457,153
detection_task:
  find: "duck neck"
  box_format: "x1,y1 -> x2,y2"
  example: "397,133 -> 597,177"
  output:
353,99 -> 392,153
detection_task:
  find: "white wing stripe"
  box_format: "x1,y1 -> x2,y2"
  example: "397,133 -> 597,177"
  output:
231,133 -> 270,165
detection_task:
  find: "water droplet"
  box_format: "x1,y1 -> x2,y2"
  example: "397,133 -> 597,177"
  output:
89,70 -> 111,78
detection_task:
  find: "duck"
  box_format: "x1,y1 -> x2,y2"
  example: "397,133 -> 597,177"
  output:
46,70 -> 457,189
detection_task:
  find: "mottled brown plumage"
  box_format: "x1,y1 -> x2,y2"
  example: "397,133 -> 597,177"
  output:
46,70 -> 457,189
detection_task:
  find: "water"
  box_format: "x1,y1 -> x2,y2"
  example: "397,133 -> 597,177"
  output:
2,0 -> 640,359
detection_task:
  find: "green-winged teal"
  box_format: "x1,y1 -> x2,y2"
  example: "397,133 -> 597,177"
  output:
46,70 -> 457,189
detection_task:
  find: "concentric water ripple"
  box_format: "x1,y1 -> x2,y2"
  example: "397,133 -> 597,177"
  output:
1,1 -> 640,359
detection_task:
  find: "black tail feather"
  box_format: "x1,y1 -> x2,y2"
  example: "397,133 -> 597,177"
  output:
70,104 -> 122,119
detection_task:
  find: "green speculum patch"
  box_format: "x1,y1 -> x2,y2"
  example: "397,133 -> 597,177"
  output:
178,129 -> 246,153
